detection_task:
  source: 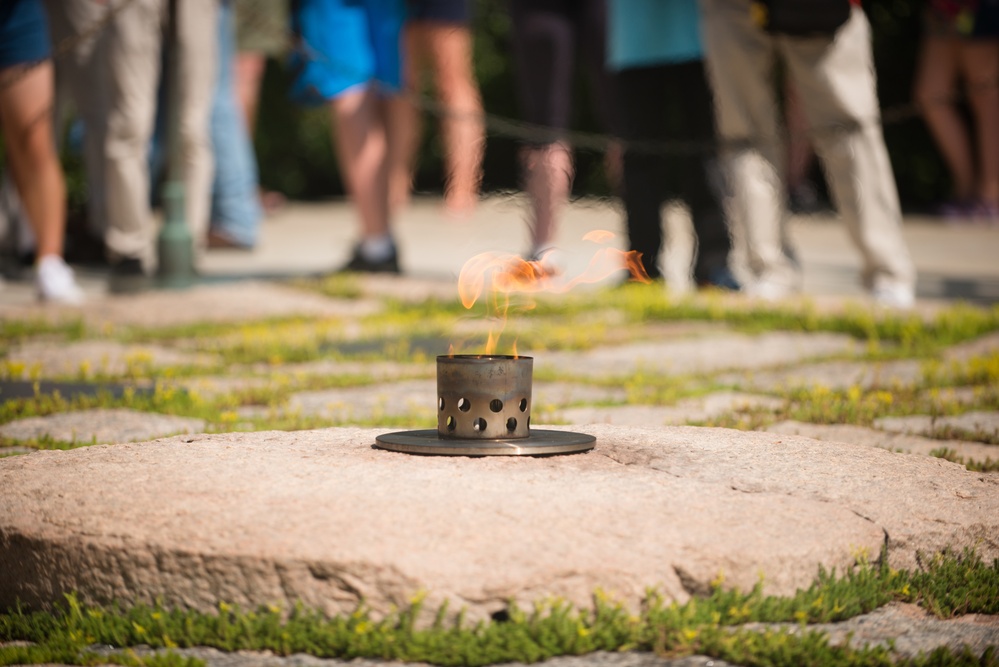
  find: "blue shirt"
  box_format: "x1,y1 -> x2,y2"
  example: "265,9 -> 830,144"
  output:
607,0 -> 704,71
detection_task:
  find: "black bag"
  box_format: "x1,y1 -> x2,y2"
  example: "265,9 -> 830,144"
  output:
753,0 -> 852,36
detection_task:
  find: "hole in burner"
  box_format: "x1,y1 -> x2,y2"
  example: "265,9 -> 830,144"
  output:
519,398 -> 528,412
473,417 -> 487,431
438,397 -> 445,411
506,417 -> 517,431
446,416 -> 456,431
490,399 -> 503,412
458,398 -> 471,412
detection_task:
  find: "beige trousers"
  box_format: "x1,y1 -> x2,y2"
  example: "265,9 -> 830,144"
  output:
700,0 -> 915,292
102,0 -> 217,263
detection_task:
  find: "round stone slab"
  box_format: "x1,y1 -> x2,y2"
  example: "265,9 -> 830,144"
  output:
374,428 -> 595,456
1,424 -> 997,623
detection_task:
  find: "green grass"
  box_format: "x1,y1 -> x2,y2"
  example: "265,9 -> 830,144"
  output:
2,549 -> 996,667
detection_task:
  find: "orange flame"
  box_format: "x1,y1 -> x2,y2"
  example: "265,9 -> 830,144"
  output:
456,231 -> 650,355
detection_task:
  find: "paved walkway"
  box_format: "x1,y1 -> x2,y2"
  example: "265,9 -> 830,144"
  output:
1,196 -> 998,305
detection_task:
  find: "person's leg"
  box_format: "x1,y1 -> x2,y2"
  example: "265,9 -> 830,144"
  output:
783,8 -> 915,301
671,60 -> 736,288
914,34 -> 975,205
422,20 -> 484,215
234,51 -> 267,132
957,38 -> 999,209
387,20 -> 424,213
784,76 -> 819,211
176,0 -> 219,251
331,86 -> 392,241
209,0 -> 263,249
0,60 -> 83,302
509,0 -> 575,255
104,0 -> 161,266
701,0 -> 798,295
43,0 -> 110,238
615,65 -> 668,281
0,62 -> 64,260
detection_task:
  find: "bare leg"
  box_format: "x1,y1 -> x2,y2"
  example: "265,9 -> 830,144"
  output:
235,51 -> 267,132
914,35 -> 975,202
420,21 -> 484,216
331,87 -> 392,239
0,62 -> 66,259
522,141 -> 572,252
958,39 -> 999,207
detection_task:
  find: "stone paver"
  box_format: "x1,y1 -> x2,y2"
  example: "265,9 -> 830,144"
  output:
4,425 -> 995,623
767,420 -> 999,463
0,408 -> 205,445
253,360 -> 434,381
81,282 -> 382,328
875,411 -> 999,441
286,379 -> 437,421
555,392 -> 784,426
532,381 -> 630,407
4,340 -> 216,379
719,359 -> 923,392
943,331 -> 999,362
536,332 -> 857,379
920,386 -> 987,406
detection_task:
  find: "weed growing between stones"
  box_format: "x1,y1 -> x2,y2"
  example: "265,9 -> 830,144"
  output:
2,549 -> 996,667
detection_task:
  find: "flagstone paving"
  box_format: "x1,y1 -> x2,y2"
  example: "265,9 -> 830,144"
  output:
0,408 -> 205,445
767,420 -> 998,462
4,340 -> 218,379
1,203 -> 999,664
718,359 -> 924,392
536,332 -> 858,378
875,411 -> 999,441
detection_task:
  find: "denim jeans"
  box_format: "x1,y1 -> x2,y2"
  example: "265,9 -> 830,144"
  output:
210,0 -> 262,247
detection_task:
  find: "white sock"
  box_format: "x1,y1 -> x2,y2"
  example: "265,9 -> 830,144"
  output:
360,235 -> 395,262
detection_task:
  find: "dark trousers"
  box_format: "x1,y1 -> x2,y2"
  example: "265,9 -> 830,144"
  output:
616,60 -> 732,282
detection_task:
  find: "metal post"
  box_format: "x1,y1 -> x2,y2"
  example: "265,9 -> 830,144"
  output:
157,0 -> 195,288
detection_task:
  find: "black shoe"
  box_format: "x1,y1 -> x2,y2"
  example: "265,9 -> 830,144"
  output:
338,244 -> 400,274
108,257 -> 150,294
696,266 -> 741,292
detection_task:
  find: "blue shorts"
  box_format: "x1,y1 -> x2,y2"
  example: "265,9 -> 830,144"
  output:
0,0 -> 51,69
289,0 -> 405,104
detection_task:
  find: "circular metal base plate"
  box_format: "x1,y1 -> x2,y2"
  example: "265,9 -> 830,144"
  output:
374,429 -> 595,456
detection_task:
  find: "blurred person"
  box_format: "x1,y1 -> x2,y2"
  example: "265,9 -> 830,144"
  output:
289,0 -> 408,273
608,0 -> 738,290
48,0 -> 218,292
232,0 -> 287,214
0,0 -> 84,303
207,0 -> 263,250
700,0 -> 917,308
508,0 -> 620,265
390,0 -> 485,217
913,0 -> 999,223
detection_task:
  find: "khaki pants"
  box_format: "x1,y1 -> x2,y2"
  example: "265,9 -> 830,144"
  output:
700,0 -> 915,292
101,0 -> 217,263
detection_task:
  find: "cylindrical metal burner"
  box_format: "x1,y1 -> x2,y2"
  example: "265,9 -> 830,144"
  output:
437,355 -> 532,439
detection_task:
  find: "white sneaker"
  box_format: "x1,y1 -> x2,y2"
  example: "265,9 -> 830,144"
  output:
872,283 -> 915,310
36,255 -> 84,304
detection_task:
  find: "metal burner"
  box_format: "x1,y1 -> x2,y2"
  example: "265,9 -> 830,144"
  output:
374,354 -> 595,456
